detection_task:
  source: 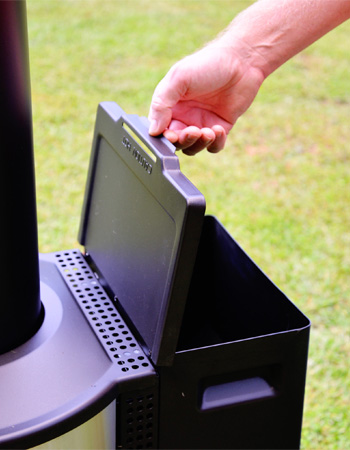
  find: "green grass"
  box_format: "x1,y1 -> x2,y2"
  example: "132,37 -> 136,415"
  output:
27,1 -> 349,448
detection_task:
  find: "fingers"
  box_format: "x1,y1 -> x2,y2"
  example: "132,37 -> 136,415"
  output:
166,125 -> 227,156
207,125 -> 227,154
180,127 -> 215,156
163,129 -> 179,143
178,126 -> 203,148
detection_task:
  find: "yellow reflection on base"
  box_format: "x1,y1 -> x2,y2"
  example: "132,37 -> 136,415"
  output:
33,401 -> 116,450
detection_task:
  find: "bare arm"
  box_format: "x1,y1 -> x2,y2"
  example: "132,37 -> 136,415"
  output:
217,0 -> 350,77
149,0 -> 350,155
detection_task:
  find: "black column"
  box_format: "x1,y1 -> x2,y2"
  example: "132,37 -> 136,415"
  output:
0,1 -> 43,354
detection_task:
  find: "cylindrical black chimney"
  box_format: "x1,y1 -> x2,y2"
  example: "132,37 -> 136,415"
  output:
0,1 -> 43,353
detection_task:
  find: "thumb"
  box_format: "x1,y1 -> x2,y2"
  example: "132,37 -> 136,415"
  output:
148,68 -> 185,136
148,97 -> 172,136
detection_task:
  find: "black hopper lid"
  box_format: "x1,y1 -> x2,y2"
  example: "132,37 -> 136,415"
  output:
78,102 -> 205,366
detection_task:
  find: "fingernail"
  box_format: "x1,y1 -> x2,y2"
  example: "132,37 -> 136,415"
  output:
149,119 -> 158,135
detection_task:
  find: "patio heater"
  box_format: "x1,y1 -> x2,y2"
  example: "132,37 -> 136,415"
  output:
0,2 -> 310,449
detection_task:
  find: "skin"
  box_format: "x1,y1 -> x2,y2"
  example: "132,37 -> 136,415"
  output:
148,0 -> 350,156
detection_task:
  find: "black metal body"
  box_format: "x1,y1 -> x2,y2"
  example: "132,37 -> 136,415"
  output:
0,3 -> 310,448
158,216 -> 310,449
0,250 -> 158,449
78,103 -> 206,366
0,1 -> 42,354
0,100 -> 310,449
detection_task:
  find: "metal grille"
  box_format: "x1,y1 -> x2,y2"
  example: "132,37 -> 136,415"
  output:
54,249 -> 151,374
117,390 -> 158,449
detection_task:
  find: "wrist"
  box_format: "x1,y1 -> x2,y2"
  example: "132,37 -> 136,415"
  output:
207,33 -> 271,83
211,19 -> 286,79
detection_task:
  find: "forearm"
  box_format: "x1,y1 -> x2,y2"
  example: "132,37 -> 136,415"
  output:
212,0 -> 350,77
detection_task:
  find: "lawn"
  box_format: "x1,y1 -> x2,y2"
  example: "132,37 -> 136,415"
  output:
27,1 -> 349,448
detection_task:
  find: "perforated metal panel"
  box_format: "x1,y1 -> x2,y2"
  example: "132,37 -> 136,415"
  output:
116,389 -> 158,449
54,249 -> 152,374
54,250 -> 159,449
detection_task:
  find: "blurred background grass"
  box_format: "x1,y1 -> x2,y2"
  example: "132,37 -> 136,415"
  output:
27,1 -> 349,448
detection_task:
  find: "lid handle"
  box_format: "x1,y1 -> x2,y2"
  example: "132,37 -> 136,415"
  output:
100,102 -> 178,170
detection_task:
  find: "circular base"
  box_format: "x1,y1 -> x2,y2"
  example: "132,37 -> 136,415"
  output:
0,256 -> 117,448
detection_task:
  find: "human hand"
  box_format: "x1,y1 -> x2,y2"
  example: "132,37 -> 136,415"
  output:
148,45 -> 265,155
